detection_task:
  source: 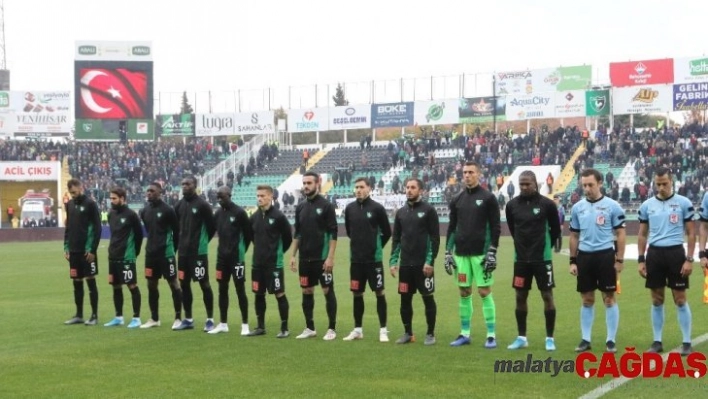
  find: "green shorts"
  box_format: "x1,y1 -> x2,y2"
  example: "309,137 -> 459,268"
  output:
453,254 -> 493,288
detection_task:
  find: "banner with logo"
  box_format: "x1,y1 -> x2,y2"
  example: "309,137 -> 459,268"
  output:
75,41 -> 153,61
195,113 -> 235,137
609,59 -> 674,87
328,105 -> 371,130
413,99 -> 459,126
156,114 -> 195,136
0,161 -> 61,181
504,94 -> 555,121
234,111 -> 275,134
674,57 -> 708,84
673,83 -> 708,111
75,119 -> 154,141
585,89 -> 611,117
611,85 -> 673,115
0,91 -> 71,137
371,102 -> 414,128
495,65 -> 592,95
553,90 -> 586,118
287,108 -> 329,133
458,97 -> 507,123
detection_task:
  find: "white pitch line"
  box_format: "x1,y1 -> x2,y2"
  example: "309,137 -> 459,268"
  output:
578,332 -> 708,399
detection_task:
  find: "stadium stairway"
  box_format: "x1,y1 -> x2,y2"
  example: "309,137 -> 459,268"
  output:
61,157 -> 72,196
550,142 -> 585,197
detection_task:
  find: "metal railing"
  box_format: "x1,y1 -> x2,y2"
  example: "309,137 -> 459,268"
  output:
199,134 -> 269,192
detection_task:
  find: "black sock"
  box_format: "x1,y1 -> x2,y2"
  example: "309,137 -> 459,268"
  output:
376,295 -> 387,328
200,281 -> 214,319
170,283 -> 182,320
325,288 -> 337,330
73,280 -> 84,318
422,295 -> 436,336
181,280 -> 193,319
235,282 -> 248,324
302,294 -> 314,330
400,294 -> 413,335
255,294 -> 266,329
218,280 -> 230,323
545,308 -> 556,337
113,287 -> 124,317
148,285 -> 159,321
129,286 -> 141,318
353,295 -> 364,328
516,309 -> 528,336
277,295 -> 289,332
86,278 -> 98,317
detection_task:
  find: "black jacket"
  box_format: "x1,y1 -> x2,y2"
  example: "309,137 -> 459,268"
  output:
215,201 -> 252,262
446,186 -> 500,256
294,194 -> 337,261
140,199 -> 178,258
174,194 -> 216,257
505,193 -> 560,263
251,206 -> 292,268
108,205 -> 144,261
344,196 -> 391,263
64,194 -> 102,254
390,200 -> 440,267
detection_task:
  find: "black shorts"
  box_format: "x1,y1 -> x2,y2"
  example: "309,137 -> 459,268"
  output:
298,260 -> 333,288
646,245 -> 689,290
144,256 -> 177,280
512,261 -> 555,291
178,255 -> 210,282
576,248 -> 617,293
350,262 -> 385,293
252,268 -> 285,294
398,265 -> 434,295
108,259 -> 138,285
216,255 -> 246,283
68,252 -> 98,279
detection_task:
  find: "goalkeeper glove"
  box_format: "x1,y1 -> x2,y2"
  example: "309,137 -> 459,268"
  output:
444,251 -> 456,275
484,247 -> 497,279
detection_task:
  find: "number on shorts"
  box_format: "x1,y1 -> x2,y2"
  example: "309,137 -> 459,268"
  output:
424,277 -> 434,290
376,274 -> 383,288
90,262 -> 97,274
169,263 -> 176,274
235,264 -> 245,279
323,273 -> 333,284
547,271 -> 553,286
274,277 -> 281,290
194,266 -> 206,278
123,270 -> 133,281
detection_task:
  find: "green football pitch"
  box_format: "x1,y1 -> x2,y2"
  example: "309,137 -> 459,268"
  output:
1,237 -> 706,398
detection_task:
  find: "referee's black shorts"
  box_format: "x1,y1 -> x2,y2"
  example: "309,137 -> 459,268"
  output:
645,245 -> 688,290
576,248 -> 616,293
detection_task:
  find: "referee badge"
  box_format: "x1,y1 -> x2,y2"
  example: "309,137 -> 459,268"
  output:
670,213 -> 679,224
596,214 -> 605,225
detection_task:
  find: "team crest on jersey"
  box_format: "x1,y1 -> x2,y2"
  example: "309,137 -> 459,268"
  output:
192,208 -> 197,214
476,200 -> 483,206
316,208 -> 322,215
669,213 -> 679,224
156,212 -> 162,218
367,211 -> 372,218
230,216 -> 235,223
533,208 -> 540,215
79,206 -> 85,212
197,261 -> 203,267
546,263 -> 552,271
120,218 -> 126,224
417,212 -> 425,218
269,218 -> 275,225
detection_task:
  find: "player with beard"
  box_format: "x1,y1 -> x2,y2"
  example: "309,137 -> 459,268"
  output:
446,161 -> 501,348
569,168 -> 626,353
390,178 -> 440,345
103,187 -> 144,328
290,172 -> 339,340
173,176 -> 217,332
139,182 -> 183,329
209,186 -> 253,335
505,171 -> 561,351
342,177 -> 392,342
63,178 -> 101,326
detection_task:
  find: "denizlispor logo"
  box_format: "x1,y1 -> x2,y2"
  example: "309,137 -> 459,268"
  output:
426,102 -> 445,123
493,350 -> 707,379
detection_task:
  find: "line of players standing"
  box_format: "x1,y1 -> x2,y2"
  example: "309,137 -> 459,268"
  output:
61,163 -> 705,353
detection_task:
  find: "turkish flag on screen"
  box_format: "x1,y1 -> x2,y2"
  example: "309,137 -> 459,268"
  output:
78,68 -> 148,119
